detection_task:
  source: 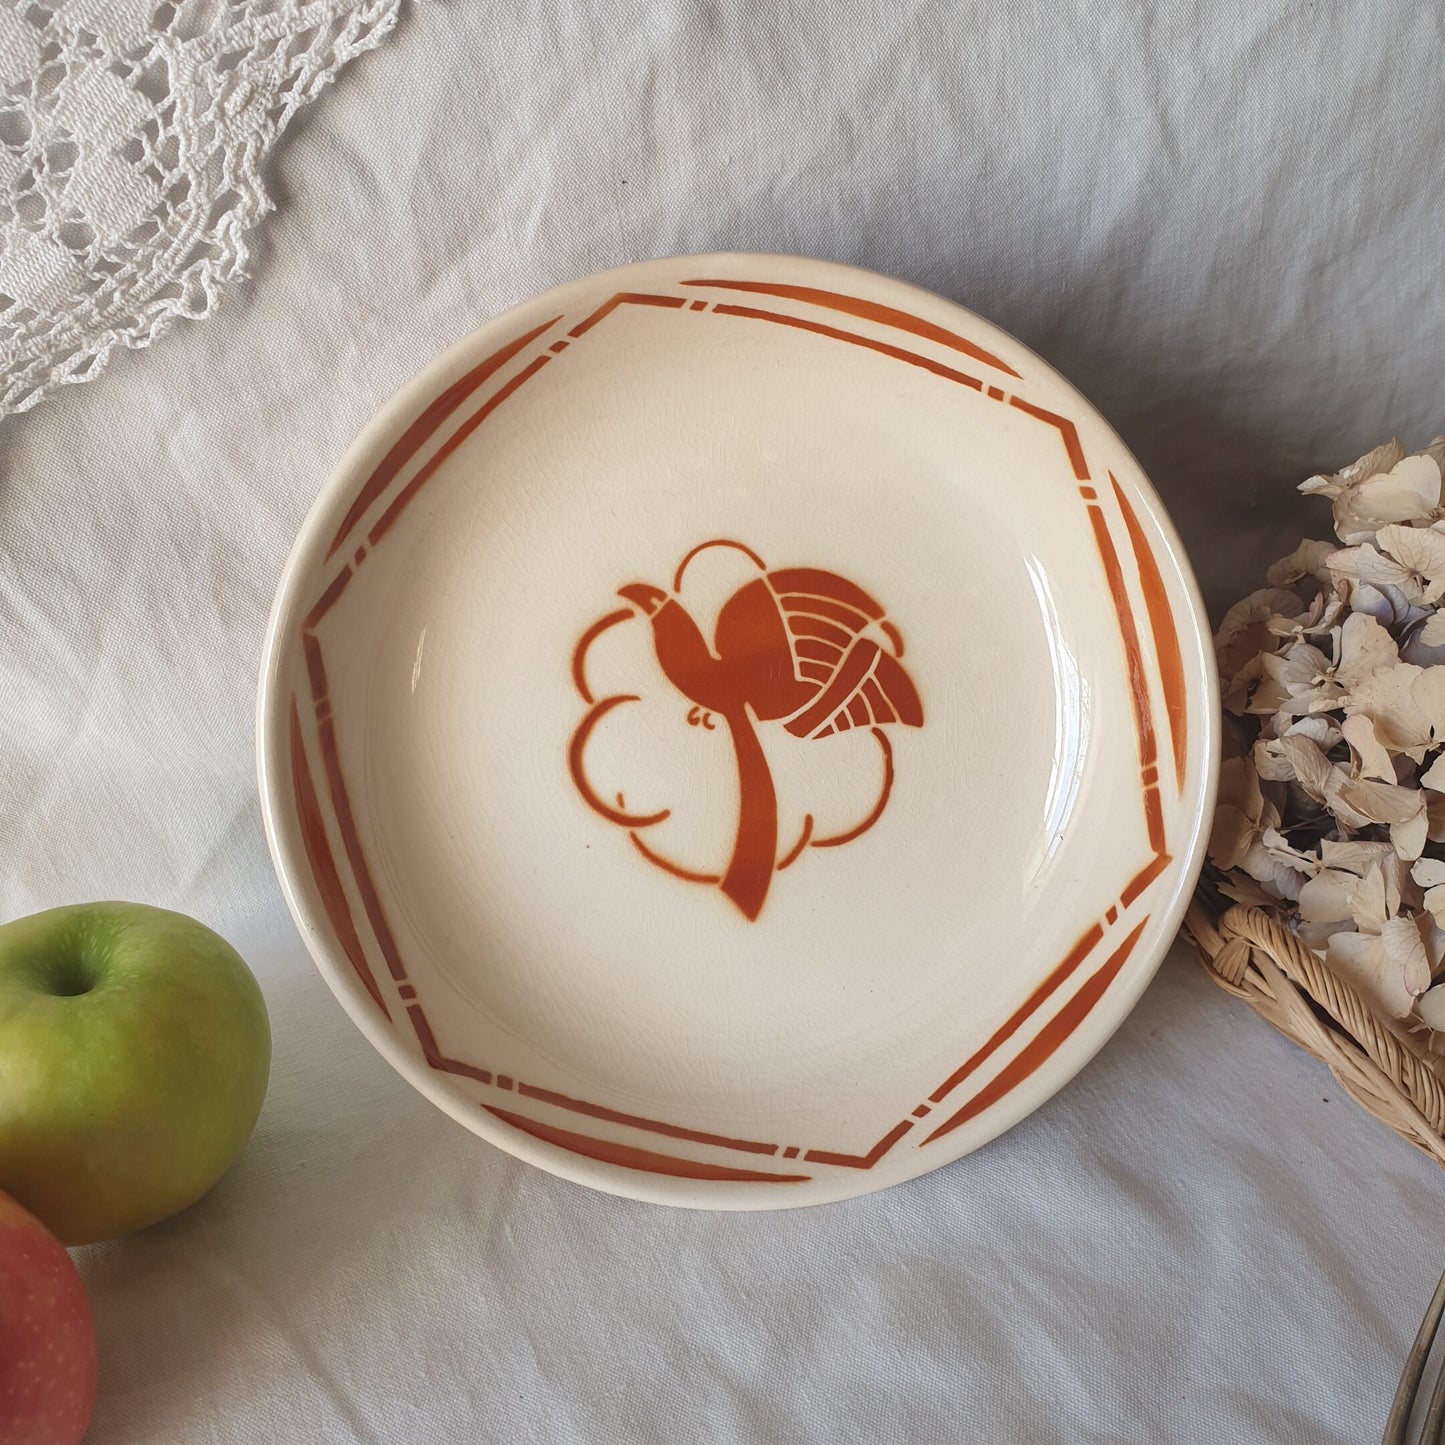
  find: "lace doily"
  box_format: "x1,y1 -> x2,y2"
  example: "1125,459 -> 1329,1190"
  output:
0,0 -> 399,416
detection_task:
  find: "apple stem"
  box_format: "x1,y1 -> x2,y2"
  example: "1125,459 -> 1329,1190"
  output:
40,955 -> 96,997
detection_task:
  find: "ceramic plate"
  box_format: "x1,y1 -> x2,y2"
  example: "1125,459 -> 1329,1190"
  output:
257,254 -> 1218,1208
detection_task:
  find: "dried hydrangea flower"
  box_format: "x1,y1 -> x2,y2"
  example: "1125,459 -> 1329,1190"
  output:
1211,433 -> 1445,1036
1302,443 -> 1441,545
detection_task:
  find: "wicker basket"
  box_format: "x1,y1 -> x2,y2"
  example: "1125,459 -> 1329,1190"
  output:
1185,889 -> 1445,1167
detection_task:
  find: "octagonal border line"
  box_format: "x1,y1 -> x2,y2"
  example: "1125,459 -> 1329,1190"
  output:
295,292 -> 1170,1171
324,313 -> 564,562
288,282 -> 1184,1179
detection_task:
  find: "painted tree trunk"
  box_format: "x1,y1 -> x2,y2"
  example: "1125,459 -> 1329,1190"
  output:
719,707 -> 777,921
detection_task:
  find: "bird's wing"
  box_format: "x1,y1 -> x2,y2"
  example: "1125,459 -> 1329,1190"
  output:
765,569 -> 923,740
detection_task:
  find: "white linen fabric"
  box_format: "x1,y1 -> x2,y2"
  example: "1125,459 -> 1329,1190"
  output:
3,2 -> 1444,1441
0,0 -> 399,415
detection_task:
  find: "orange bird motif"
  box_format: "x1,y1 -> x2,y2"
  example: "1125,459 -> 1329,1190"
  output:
570,544 -> 924,921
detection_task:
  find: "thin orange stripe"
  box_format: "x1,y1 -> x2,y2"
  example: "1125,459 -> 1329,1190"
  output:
326,316 -> 560,559
681,278 -> 1022,378
568,291 -> 687,338
1144,784 -> 1166,855
316,714 -> 408,983
1121,850 -> 1170,907
302,632 -> 328,704
928,923 -> 1105,1103
804,1118 -> 914,1169
516,1082 -> 778,1155
1111,473 -> 1189,792
368,354 -> 554,547
406,1004 -> 493,1084
291,703 -> 389,1019
777,593 -> 870,629
924,918 -> 1148,1144
486,1106 -> 809,1183
1086,504 -> 1157,771
304,565 -> 354,630
787,616 -> 853,647
1008,397 -> 1090,481
713,303 -> 985,394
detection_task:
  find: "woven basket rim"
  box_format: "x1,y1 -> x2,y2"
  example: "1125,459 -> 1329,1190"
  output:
1186,889 -> 1445,1168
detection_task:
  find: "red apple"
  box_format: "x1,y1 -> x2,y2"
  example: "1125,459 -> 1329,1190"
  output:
0,1189 -> 96,1445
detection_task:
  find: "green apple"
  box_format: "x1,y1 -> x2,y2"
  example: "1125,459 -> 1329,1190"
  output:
0,902 -> 270,1246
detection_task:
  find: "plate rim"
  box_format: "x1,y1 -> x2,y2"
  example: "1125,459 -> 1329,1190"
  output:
256,251 -> 1220,1209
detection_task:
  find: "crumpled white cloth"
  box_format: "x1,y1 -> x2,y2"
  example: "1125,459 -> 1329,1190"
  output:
4,2 -> 1445,1442
0,0 -> 398,415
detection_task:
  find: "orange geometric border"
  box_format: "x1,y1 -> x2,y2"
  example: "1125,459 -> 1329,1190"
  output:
288,279 -> 1192,1183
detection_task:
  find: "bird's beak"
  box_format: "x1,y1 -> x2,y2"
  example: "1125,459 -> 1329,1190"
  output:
618,582 -> 668,617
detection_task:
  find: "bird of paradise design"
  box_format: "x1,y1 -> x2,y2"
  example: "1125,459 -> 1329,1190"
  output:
568,540 -> 924,921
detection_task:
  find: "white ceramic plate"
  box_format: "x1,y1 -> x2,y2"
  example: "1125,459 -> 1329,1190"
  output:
257,254 -> 1218,1208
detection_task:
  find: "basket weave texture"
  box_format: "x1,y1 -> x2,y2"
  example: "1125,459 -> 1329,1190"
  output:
1186,895 -> 1445,1166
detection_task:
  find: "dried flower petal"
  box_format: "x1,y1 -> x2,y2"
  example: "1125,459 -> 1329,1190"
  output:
1417,981 -> 1445,1030
1400,630 -> 1445,668
1300,439 -> 1406,498
1216,588 -> 1305,648
1252,737 -> 1299,782
1413,859 -> 1445,888
1375,524 -> 1445,603
1341,714 -> 1395,782
1324,451 -> 1442,545
1392,804 -> 1430,862
1285,715 -> 1344,750
1383,912 -> 1431,991
1414,668 -> 1445,736
1266,540 -> 1337,588
1336,611 -> 1399,690
1298,869 -> 1358,925
1267,590 -> 1347,642
1423,886 -> 1445,930
1259,827 -> 1322,879
1346,662 -> 1433,753
1221,653 -> 1265,717
1331,774 -> 1423,828
1353,862 -> 1395,931
1326,917 -> 1429,1019
1276,734 -> 1333,797
1254,640 -> 1342,716
1216,588 -> 1302,715
1351,581 -> 1428,631
1330,543 -> 1414,594
1320,839 -> 1397,873
1421,915 -> 1445,975
1209,759 -> 1269,870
